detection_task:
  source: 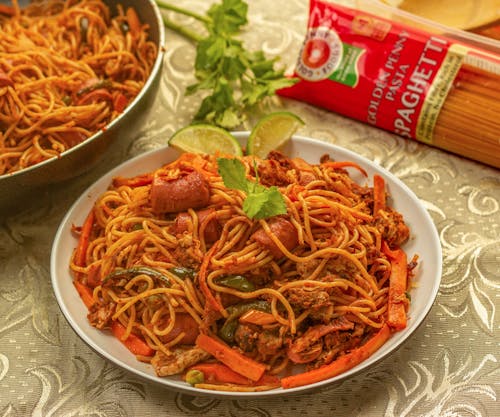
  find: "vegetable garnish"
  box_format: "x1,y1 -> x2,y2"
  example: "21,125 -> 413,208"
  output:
280,324 -> 391,389
73,281 -> 95,309
382,241 -> 409,331
217,157 -> 287,219
110,321 -> 155,357
196,333 -> 266,382
102,266 -> 172,287
155,0 -> 298,128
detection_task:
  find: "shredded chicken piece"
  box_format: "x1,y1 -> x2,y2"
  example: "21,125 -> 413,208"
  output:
287,287 -> 332,310
375,208 -> 410,247
151,347 -> 211,377
88,303 -> 115,329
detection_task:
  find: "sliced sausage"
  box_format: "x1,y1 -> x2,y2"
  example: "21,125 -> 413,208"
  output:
0,71 -> 13,87
251,217 -> 298,259
174,208 -> 220,243
150,170 -> 210,213
160,313 -> 200,345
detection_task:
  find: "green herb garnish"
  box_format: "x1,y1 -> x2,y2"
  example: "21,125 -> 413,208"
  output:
156,0 -> 297,129
217,157 -> 287,219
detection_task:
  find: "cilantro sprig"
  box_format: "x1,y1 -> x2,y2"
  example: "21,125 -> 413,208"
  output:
217,157 -> 287,219
156,0 -> 297,129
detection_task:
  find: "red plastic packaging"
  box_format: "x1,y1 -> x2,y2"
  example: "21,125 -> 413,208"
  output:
279,0 -> 500,168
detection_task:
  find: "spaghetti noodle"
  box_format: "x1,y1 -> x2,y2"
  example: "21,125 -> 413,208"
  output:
0,0 -> 158,175
70,149 -> 417,391
433,64 -> 500,166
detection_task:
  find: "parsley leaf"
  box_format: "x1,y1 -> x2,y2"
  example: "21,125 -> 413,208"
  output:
207,0 -> 247,35
156,0 -> 298,129
217,157 -> 287,219
243,186 -> 287,220
217,157 -> 248,192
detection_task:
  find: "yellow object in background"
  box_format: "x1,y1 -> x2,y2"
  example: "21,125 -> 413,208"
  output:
382,0 -> 500,30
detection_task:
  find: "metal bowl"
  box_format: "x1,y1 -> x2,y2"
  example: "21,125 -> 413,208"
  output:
0,0 -> 165,205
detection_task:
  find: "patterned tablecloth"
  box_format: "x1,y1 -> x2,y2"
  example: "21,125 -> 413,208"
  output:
1,1 -> 499,416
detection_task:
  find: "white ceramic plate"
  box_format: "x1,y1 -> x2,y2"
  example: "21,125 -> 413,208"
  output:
51,133 -> 442,397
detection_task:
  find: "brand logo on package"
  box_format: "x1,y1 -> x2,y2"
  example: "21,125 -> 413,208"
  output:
296,27 -> 343,81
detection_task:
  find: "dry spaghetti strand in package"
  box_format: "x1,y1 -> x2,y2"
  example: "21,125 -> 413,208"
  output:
278,0 -> 500,168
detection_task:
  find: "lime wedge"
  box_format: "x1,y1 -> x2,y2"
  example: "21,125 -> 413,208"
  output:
169,124 -> 243,156
247,112 -> 305,158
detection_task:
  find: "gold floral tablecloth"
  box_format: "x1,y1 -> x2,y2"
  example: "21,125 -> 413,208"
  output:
1,1 -> 499,416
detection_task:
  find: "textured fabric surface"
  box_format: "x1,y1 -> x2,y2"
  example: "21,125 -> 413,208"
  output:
0,1 -> 499,416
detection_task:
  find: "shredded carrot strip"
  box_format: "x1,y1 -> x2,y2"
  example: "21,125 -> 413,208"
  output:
74,208 -> 95,268
196,334 -> 266,382
281,324 -> 391,388
373,174 -> 385,215
73,281 -> 94,309
111,321 -> 155,357
382,241 -> 408,330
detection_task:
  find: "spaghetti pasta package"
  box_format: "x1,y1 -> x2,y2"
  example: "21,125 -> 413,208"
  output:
278,0 -> 500,168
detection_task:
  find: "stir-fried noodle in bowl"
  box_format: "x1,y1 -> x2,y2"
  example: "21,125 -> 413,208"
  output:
66,137 -> 424,392
0,0 -> 161,177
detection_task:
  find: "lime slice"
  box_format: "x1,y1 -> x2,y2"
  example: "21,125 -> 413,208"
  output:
247,112 -> 305,158
168,124 -> 243,156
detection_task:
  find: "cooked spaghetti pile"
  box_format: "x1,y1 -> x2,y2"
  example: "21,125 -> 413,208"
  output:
0,0 -> 158,175
70,150 -> 417,391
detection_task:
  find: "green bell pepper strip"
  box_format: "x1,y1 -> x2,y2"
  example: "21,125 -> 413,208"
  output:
102,266 -> 171,287
218,300 -> 271,343
168,266 -> 197,280
214,275 -> 255,292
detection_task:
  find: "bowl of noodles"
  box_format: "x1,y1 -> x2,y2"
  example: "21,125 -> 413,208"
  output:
0,0 -> 165,204
51,133 -> 442,397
